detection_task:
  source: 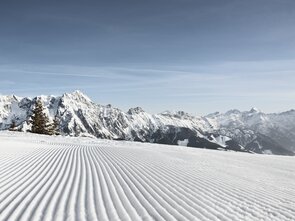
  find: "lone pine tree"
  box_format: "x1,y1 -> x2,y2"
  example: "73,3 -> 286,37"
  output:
30,99 -> 50,134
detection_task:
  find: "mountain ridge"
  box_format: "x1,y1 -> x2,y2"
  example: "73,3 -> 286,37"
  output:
0,90 -> 294,155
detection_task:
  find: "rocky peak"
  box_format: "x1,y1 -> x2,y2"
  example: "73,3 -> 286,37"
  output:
127,107 -> 144,115
225,109 -> 241,115
249,107 -> 261,113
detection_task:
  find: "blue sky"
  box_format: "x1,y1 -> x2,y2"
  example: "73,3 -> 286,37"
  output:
0,0 -> 295,114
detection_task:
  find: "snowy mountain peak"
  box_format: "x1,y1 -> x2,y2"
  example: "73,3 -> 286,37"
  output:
128,107 -> 145,115
205,111 -> 220,118
249,107 -> 261,113
161,110 -> 192,118
225,109 -> 241,115
0,94 -> 21,103
63,90 -> 92,103
278,109 -> 295,115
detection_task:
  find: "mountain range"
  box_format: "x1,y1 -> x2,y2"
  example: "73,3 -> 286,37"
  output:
0,90 -> 294,155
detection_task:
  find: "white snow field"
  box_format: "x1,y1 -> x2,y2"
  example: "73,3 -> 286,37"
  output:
0,132 -> 295,221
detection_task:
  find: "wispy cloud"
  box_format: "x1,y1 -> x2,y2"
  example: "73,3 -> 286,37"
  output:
0,60 -> 294,113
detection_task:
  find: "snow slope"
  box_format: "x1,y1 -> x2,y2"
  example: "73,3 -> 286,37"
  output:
0,131 -> 294,221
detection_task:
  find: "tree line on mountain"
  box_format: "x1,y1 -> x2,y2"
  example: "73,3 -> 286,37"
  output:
9,99 -> 60,135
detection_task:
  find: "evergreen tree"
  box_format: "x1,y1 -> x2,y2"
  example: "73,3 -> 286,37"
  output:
47,117 -> 60,135
30,99 -> 50,134
53,117 -> 60,135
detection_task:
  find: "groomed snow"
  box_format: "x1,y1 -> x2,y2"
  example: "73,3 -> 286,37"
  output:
0,132 -> 294,221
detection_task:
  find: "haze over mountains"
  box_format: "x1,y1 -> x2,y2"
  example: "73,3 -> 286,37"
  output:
0,91 -> 294,156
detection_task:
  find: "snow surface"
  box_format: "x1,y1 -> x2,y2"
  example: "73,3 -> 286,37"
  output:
0,131 -> 295,221
177,139 -> 189,147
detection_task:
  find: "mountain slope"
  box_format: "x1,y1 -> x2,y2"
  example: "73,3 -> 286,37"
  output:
0,91 -> 294,155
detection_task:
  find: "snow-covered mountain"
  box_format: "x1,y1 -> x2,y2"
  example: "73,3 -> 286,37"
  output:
0,90 -> 294,155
